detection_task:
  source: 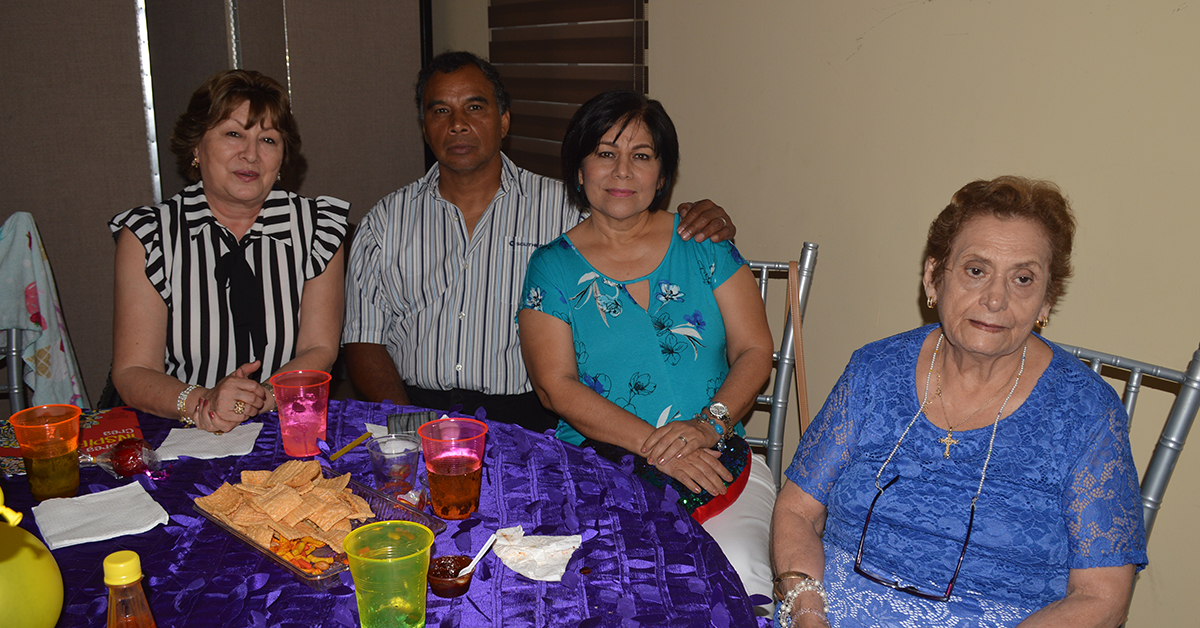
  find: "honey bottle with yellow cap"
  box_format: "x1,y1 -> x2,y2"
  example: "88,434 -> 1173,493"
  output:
104,550 -> 157,628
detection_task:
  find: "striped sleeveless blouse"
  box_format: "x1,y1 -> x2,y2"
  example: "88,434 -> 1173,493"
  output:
109,181 -> 349,387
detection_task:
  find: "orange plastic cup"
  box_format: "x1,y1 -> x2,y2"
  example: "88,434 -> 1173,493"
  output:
270,370 -> 330,457
9,405 -> 81,501
418,418 -> 488,520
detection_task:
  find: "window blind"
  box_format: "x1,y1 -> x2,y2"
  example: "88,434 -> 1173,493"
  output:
489,0 -> 648,179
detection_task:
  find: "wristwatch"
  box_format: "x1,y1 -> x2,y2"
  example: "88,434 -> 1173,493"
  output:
708,402 -> 731,436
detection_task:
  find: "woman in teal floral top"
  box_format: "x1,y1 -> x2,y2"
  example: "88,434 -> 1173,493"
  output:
518,91 -> 777,600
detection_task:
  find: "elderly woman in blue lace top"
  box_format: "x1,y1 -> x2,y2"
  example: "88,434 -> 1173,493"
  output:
770,176 -> 1147,627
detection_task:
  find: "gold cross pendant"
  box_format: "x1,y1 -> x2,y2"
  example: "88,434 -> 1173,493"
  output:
939,431 -> 959,459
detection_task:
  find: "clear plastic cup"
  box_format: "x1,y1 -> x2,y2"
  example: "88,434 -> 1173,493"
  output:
417,418 -> 487,520
270,370 -> 330,457
366,434 -> 421,499
9,405 -> 82,501
344,520 -> 434,628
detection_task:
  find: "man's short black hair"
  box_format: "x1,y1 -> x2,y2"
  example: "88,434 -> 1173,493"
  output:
561,90 -> 679,212
414,51 -> 511,123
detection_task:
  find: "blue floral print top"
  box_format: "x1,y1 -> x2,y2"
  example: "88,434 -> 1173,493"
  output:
519,214 -> 749,445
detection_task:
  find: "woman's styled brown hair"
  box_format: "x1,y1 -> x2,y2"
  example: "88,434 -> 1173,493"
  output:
169,69 -> 299,182
924,175 -> 1076,309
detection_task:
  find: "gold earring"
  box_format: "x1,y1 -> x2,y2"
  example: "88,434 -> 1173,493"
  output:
1036,315 -> 1049,329
191,156 -> 199,168
926,296 -> 936,308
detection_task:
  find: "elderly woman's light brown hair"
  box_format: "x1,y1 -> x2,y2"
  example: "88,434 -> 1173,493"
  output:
924,175 -> 1076,310
169,69 -> 300,182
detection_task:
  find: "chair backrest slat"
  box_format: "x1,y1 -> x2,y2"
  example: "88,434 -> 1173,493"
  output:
3,328 -> 25,414
744,243 -> 818,489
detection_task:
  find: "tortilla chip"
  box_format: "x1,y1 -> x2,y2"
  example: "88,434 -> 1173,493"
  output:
267,518 -> 304,540
281,494 -> 325,527
195,482 -> 243,515
314,472 -> 351,492
241,470 -> 272,486
258,486 -> 303,521
308,500 -> 352,532
339,491 -> 375,520
230,503 -> 273,527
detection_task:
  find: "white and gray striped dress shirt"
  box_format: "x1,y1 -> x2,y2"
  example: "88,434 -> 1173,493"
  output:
344,154 -> 582,396
110,182 -> 349,387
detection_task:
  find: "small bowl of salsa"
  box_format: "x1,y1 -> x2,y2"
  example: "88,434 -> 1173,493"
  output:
428,555 -> 473,598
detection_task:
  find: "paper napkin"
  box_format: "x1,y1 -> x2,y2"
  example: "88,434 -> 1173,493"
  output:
32,482 -> 170,550
493,525 -> 582,581
156,422 -> 263,460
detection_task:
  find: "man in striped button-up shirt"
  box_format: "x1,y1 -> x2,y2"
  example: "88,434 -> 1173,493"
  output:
342,52 -> 734,432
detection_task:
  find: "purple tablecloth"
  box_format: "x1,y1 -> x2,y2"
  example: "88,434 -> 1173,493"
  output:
3,399 -> 768,627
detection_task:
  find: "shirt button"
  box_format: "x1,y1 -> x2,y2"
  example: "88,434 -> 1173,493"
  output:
464,262 -> 471,270
455,364 -> 463,372
459,312 -> 466,320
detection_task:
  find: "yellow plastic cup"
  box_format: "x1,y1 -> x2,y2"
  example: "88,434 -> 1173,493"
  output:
8,405 -> 81,501
344,520 -> 434,628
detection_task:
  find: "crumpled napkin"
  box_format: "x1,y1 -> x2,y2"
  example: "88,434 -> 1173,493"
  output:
32,482 -> 170,550
156,422 -> 263,460
493,524 -> 582,581
365,423 -> 388,438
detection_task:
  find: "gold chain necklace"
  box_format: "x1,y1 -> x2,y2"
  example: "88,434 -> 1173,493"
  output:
935,357 -> 1015,458
934,337 -> 1027,458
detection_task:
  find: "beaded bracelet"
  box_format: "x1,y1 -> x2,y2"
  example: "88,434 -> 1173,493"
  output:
177,384 -> 199,427
777,576 -> 829,628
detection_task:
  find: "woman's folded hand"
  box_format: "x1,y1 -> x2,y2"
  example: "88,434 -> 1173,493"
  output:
641,419 -> 719,465
656,449 -> 733,496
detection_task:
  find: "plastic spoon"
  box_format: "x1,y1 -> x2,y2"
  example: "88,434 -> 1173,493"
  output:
458,531 -> 498,577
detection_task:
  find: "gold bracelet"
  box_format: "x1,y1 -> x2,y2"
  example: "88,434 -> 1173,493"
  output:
177,384 -> 199,426
773,570 -> 814,599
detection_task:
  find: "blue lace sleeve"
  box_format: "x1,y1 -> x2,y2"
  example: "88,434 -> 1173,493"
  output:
783,351 -> 863,503
1062,387 -> 1148,570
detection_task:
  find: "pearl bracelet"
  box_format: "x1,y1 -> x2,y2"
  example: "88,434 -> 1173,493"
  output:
777,576 -> 828,628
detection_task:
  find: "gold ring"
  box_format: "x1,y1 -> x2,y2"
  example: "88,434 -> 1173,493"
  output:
214,430 -> 225,436
233,400 -> 246,415
678,435 -> 688,445
717,217 -> 727,228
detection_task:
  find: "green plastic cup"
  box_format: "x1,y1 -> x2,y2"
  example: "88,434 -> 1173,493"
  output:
344,520 -> 434,628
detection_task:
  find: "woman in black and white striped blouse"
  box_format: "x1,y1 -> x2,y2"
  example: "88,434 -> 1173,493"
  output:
110,70 -> 348,433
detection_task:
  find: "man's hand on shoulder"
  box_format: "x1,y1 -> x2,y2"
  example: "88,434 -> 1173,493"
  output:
676,199 -> 736,243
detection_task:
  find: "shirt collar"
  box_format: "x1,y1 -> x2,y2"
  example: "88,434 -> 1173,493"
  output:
182,181 -> 294,245
419,152 -> 523,203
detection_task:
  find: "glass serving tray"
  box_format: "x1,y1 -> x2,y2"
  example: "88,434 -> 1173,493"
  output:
194,470 -> 445,590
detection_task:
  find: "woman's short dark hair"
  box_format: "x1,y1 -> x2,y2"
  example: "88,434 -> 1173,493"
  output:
561,91 -> 679,212
925,175 -> 1076,308
170,70 -> 299,183
414,51 -> 511,123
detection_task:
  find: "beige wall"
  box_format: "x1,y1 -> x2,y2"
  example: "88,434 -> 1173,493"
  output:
440,0 -> 1196,623
432,0 -> 489,56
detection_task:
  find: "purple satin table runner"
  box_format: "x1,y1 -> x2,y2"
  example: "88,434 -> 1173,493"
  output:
4,399 -> 767,627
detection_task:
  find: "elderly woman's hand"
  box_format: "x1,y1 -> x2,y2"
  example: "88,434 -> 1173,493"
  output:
656,448 -> 733,496
194,361 -> 268,433
641,418 -> 720,465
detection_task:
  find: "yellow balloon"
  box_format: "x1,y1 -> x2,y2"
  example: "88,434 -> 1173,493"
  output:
0,491 -> 63,628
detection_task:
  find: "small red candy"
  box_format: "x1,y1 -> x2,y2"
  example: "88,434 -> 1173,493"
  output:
111,438 -> 150,477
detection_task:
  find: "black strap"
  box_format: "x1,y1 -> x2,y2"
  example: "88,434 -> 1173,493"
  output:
213,229 -> 266,371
